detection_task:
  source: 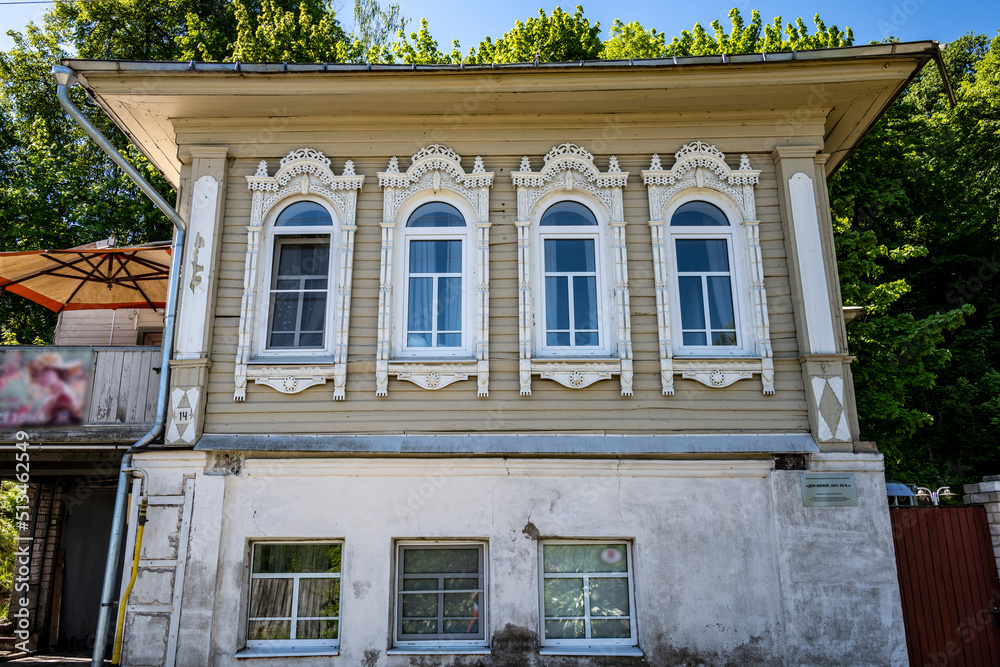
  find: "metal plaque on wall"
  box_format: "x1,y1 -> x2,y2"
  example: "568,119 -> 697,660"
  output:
801,472 -> 858,507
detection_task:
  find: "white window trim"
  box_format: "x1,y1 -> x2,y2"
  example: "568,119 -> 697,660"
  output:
642,142 -> 774,396
665,198 -> 752,357
392,540 -> 489,651
243,540 -> 343,654
537,540 -> 639,652
376,145 -> 494,397
254,199 -> 338,358
534,197 -> 612,358
512,144 -> 634,397
236,148 -> 364,401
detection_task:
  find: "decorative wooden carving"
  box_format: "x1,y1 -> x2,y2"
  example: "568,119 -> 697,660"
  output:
236,148 -> 364,401
248,366 -> 335,394
642,142 -> 774,395
512,144 -> 633,396
376,144 -> 494,397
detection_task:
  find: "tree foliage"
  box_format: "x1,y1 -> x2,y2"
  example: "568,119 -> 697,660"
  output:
830,32 -> 1000,487
466,6 -> 601,64
603,9 -> 853,59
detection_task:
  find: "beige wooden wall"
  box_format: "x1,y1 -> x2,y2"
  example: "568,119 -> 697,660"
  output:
182,112 -> 816,436
54,309 -> 164,346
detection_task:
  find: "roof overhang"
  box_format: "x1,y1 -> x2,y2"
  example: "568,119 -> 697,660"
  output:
63,41 -> 943,189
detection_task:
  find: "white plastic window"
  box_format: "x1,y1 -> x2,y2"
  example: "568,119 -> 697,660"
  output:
398,201 -> 471,356
247,542 -> 342,651
669,201 -> 743,353
537,201 -> 607,354
539,542 -> 637,649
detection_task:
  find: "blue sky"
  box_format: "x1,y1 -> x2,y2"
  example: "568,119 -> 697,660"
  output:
1,0 -> 998,54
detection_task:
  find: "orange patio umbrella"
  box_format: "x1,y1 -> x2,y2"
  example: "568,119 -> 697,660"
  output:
0,240 -> 171,312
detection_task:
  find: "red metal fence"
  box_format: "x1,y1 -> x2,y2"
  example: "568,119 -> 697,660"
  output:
891,507 -> 1000,666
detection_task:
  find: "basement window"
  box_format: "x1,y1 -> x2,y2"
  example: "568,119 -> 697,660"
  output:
538,541 -> 640,654
241,542 -> 342,656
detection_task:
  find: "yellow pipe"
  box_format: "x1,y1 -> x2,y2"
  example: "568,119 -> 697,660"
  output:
112,500 -> 147,665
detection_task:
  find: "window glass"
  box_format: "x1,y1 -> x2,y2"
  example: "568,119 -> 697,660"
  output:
275,201 -> 333,227
406,240 -> 463,348
397,545 -> 485,644
407,202 -> 466,228
675,237 -> 737,348
540,201 -> 598,226
541,544 -> 635,646
248,543 -> 341,648
268,241 -> 329,348
543,239 -> 598,347
670,201 -> 729,227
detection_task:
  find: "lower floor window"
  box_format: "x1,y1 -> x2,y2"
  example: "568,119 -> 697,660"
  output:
395,542 -> 487,647
540,542 -> 637,647
248,542 -> 342,649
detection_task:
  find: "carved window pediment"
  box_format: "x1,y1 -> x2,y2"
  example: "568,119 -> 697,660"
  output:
234,148 -> 363,401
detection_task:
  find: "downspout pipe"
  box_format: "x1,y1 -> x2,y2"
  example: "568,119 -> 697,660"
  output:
50,65 -> 187,667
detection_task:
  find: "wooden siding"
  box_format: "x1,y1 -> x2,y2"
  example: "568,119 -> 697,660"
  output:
54,309 -> 164,347
194,120 -> 811,436
88,347 -> 159,424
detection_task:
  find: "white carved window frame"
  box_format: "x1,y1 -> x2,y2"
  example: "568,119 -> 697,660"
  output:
375,145 -> 494,397
235,148 -> 364,402
642,141 -> 774,396
512,144 -> 633,397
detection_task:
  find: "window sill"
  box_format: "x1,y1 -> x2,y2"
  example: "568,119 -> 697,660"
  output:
248,356 -> 336,365
539,646 -> 643,657
387,647 -> 490,655
235,646 -> 339,659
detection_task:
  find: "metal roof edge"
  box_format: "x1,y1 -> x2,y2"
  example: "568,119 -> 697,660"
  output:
61,40 -> 940,76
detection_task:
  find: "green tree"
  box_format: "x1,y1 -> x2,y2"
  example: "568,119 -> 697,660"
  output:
230,0 -> 346,62
466,5 -> 601,64
831,33 -> 1000,487
603,9 -> 853,59
0,22 -> 173,342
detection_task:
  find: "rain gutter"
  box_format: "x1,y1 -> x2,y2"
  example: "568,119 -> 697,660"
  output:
51,65 -> 186,667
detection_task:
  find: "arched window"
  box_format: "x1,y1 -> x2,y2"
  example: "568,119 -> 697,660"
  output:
401,202 -> 468,351
538,201 -> 603,349
669,201 -> 739,349
265,201 -> 336,350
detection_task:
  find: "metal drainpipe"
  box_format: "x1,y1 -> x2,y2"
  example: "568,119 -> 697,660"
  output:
50,65 -> 187,667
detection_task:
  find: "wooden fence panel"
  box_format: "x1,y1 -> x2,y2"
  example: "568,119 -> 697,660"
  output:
891,507 -> 1000,667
